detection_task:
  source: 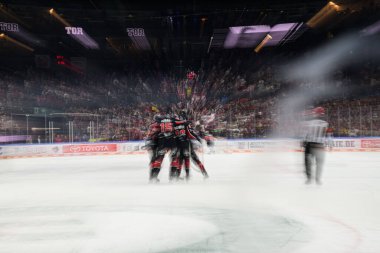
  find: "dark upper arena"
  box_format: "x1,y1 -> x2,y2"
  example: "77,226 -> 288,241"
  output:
0,0 -> 379,143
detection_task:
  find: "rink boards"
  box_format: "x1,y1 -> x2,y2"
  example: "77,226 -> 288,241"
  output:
0,137 -> 379,159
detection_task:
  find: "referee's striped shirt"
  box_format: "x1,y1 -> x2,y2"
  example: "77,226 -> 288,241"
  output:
302,119 -> 329,144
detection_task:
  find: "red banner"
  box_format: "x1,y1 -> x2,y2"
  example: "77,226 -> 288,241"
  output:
63,144 -> 117,153
361,140 -> 380,149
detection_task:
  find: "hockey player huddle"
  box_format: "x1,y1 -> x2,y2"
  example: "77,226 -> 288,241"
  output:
145,110 -> 212,183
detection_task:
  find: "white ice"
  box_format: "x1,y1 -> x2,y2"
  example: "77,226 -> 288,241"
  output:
0,151 -> 379,253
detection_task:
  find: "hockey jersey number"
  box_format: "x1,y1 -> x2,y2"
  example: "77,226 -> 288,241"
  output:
160,122 -> 173,132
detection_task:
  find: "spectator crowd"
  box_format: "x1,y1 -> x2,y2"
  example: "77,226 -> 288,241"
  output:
0,50 -> 379,143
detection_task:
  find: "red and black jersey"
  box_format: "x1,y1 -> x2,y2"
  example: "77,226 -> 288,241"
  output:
157,117 -> 175,139
146,121 -> 161,142
173,120 -> 187,141
173,120 -> 201,143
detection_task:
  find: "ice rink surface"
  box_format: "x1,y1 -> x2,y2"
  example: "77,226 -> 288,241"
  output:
0,151 -> 379,253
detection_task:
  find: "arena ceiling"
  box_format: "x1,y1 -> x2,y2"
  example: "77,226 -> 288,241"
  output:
0,0 -> 378,66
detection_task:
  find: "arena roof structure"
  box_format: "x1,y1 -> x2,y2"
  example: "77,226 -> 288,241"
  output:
0,0 -> 378,69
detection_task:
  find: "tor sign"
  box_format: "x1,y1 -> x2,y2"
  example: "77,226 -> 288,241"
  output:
65,27 -> 83,35
64,26 -> 99,49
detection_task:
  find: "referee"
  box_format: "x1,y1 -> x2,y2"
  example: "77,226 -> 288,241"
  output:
302,107 -> 329,185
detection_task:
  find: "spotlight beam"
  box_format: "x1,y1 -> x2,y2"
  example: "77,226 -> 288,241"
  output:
48,8 -> 98,49
49,8 -> 71,27
307,1 -> 342,28
106,37 -> 121,54
0,4 -> 29,28
0,33 -> 34,51
254,34 -> 272,53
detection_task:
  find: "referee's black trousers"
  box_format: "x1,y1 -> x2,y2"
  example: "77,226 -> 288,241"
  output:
304,142 -> 325,181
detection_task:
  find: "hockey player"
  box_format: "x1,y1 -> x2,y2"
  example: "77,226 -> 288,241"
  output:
145,109 -> 181,182
197,123 -> 215,154
302,107 -> 329,185
169,118 -> 190,181
171,111 -> 209,181
189,138 -> 209,179
145,114 -> 162,182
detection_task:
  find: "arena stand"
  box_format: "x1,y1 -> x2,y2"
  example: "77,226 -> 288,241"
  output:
0,50 -> 379,147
